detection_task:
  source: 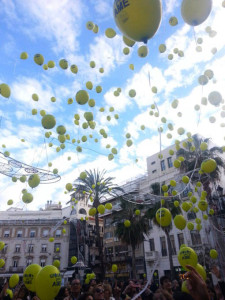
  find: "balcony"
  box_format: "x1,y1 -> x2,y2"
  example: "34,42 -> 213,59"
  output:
145,251 -> 159,261
9,266 -> 24,273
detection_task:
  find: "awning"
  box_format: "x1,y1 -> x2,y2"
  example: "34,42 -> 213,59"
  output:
63,270 -> 75,278
0,273 -> 23,278
105,273 -> 114,278
117,272 -> 129,277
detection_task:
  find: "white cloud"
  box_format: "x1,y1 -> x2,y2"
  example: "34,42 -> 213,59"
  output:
104,88 -> 132,112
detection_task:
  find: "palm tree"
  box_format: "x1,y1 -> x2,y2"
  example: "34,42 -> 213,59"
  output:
114,198 -> 149,279
145,196 -> 181,280
70,169 -> 124,280
176,134 -> 225,195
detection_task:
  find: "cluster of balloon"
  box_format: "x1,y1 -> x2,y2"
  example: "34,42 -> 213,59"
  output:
85,272 -> 96,284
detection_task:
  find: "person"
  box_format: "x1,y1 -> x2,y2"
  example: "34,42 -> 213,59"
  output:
171,280 -> 180,293
93,284 -> 105,300
64,279 -> 81,300
104,283 -> 115,300
159,276 -> 173,297
211,265 -> 225,298
78,292 -> 94,300
184,265 -> 210,300
122,281 -> 138,299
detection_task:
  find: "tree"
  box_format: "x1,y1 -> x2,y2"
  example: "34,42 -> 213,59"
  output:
145,195 -> 181,280
176,134 -> 225,196
114,198 -> 149,279
70,169 -> 123,280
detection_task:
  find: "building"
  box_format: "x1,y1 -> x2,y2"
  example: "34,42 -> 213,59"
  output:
0,197 -> 104,282
0,202 -> 70,280
102,178 -> 147,280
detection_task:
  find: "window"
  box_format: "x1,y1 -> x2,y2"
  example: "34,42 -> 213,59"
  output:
177,233 -> 184,248
41,244 -> 47,252
167,157 -> 173,168
104,232 -> 113,239
54,243 -> 61,253
149,239 -> 155,251
13,260 -> 18,267
79,208 -> 87,215
152,170 -> 157,174
4,230 -> 10,238
105,218 -> 112,227
187,211 -> 196,220
26,258 -> 32,266
55,230 -> 61,238
149,220 -> 153,229
160,236 -> 167,256
43,229 -> 49,237
30,230 -> 36,238
169,235 -> 176,255
17,230 -> 23,238
28,244 -> 34,253
190,230 -> 202,245
15,244 -> 21,253
151,161 -> 156,165
40,258 -> 46,267
161,160 -> 166,171
105,247 -> 114,256
2,244 -> 8,254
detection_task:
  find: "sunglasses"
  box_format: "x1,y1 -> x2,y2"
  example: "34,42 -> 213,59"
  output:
95,288 -> 104,294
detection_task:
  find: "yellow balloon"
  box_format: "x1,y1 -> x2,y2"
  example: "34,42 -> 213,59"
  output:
201,159 -> 217,173
20,52 -> 28,59
34,54 -> 44,66
48,60 -> 55,68
31,94 -> 38,101
181,0 -> 212,26
0,241 -> 5,250
71,64 -> 78,74
9,274 -> 19,288
114,0 -> 162,43
210,249 -> 218,259
112,264 -> 118,272
23,264 -> 42,292
76,90 -> 89,105
178,246 -> 198,270
97,205 -> 105,214
174,215 -> 186,230
22,193 -> 33,204
6,289 -> 13,299
0,83 -> 11,98
28,174 -> 40,189
71,256 -> 77,264
123,35 -> 135,47
59,59 -> 68,69
156,208 -> 172,227
41,114 -> 56,130
195,264 -> 206,280
53,260 -> 60,269
35,265 -> 61,300
138,45 -> 148,57
124,220 -> 131,227
105,28 -> 116,38
159,44 -> 166,53
0,259 -> 5,268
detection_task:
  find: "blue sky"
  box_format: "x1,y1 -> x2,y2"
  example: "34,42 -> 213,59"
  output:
0,0 -> 225,210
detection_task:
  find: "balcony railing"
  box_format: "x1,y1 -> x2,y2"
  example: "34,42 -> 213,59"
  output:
145,251 -> 159,261
9,266 -> 24,273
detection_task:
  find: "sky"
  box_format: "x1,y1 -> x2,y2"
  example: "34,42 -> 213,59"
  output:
0,0 -> 225,211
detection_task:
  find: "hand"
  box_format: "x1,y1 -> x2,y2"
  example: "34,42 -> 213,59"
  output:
184,265 -> 210,300
211,265 -> 221,279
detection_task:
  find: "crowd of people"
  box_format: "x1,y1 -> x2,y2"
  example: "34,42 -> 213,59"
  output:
0,265 -> 225,300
